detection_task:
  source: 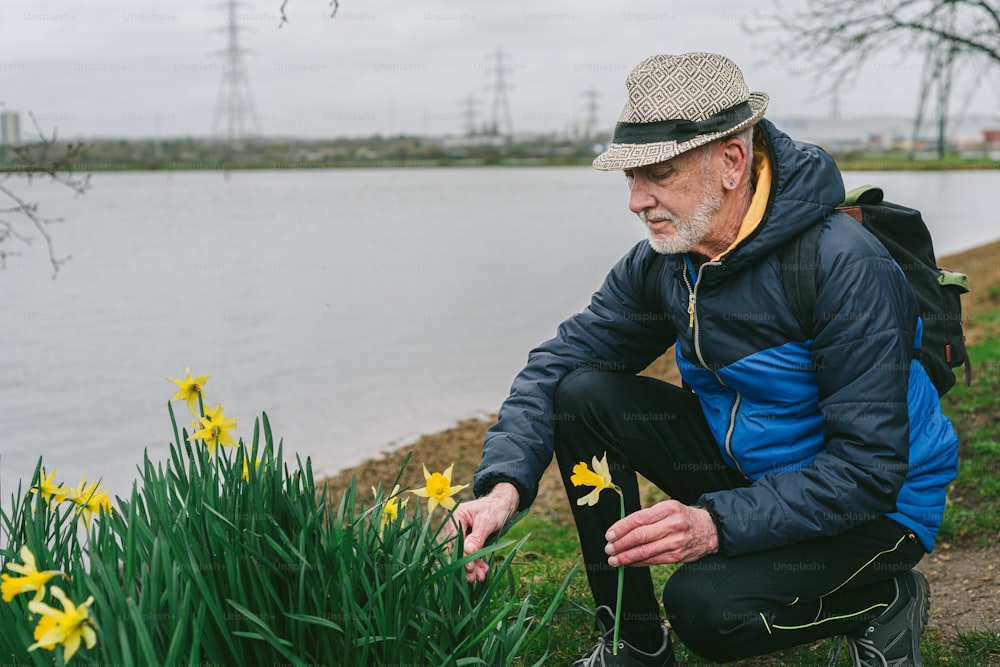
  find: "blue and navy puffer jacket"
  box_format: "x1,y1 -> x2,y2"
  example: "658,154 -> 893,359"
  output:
473,119 -> 959,555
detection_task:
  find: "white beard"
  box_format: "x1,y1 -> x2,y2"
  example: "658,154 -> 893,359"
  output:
643,181 -> 723,255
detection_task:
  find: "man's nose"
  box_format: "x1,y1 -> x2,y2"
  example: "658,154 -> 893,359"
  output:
628,175 -> 655,214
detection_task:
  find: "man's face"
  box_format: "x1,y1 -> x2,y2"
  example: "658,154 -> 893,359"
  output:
624,146 -> 723,255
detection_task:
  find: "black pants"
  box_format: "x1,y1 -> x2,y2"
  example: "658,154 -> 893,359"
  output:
552,369 -> 925,663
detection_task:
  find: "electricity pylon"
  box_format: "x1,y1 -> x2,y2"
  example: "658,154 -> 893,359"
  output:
211,0 -> 262,143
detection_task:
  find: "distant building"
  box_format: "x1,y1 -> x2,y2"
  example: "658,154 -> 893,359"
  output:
771,114 -> 1000,153
1,111 -> 21,146
441,134 -> 508,149
984,129 -> 1000,148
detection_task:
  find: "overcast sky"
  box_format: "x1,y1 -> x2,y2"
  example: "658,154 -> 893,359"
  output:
2,0 -> 998,140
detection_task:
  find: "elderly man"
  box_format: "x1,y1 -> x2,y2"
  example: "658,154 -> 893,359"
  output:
454,53 -> 958,666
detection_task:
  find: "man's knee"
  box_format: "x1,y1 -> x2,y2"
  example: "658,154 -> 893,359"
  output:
663,565 -> 749,663
552,368 -> 608,416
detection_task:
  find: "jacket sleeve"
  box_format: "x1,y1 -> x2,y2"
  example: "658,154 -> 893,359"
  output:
473,242 -> 677,510
697,222 -> 918,556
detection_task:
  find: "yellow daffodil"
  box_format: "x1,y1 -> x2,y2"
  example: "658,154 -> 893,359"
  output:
241,454 -> 262,481
27,586 -> 97,662
1,546 -> 65,603
572,451 -> 626,654
34,613 -> 57,642
411,464 -> 468,513
188,404 -> 238,457
30,468 -> 69,506
571,452 -> 619,506
372,485 -> 407,534
66,476 -> 113,527
167,368 -> 211,416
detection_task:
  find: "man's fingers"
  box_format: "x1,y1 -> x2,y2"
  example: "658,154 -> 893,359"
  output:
606,522 -> 663,552
442,513 -> 470,553
610,535 -> 687,567
608,515 -> 684,554
463,528 -> 488,555
606,502 -> 719,567
464,559 -> 489,584
606,501 -> 680,541
628,535 -> 671,562
463,506 -> 507,555
443,489 -> 521,586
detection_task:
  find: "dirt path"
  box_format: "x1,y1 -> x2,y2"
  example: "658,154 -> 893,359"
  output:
915,542 -> 1000,637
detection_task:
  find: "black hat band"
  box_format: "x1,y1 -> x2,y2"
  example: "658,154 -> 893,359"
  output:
612,101 -> 753,145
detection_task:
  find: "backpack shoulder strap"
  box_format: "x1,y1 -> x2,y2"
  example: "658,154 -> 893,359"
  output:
780,221 -> 823,339
779,190 -> 876,339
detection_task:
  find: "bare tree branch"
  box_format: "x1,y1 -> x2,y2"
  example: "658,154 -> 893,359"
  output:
0,111 -> 90,278
970,0 -> 1000,30
278,0 -> 338,27
749,0 -> 1000,76
746,0 -> 999,155
0,181 -> 71,276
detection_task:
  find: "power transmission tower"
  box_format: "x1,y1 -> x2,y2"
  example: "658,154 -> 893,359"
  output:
486,47 -> 513,138
460,95 -> 479,137
211,0 -> 262,144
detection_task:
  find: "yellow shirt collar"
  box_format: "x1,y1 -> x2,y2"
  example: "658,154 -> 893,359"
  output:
710,149 -> 772,262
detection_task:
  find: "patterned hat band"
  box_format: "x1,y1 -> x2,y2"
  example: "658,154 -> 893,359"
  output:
612,101 -> 753,145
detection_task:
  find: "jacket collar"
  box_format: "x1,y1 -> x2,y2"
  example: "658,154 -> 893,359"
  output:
710,143 -> 773,262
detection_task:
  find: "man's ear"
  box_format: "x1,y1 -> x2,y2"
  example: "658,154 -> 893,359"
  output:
719,137 -> 748,190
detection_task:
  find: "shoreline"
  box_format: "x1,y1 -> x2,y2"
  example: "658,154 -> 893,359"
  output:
10,157 -> 1000,174
320,239 -> 1000,521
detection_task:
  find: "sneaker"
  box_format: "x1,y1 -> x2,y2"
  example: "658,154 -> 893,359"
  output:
827,569 -> 930,667
573,605 -> 675,667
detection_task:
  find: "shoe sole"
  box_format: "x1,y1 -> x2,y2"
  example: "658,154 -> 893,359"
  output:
909,570 -> 931,667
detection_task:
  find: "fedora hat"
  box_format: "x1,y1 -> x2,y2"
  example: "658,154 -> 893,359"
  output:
593,52 -> 768,171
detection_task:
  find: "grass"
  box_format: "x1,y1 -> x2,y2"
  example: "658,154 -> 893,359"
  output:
492,310 -> 1000,665
832,151 -> 1000,172
1,404 -> 576,666
937,313 -> 1000,548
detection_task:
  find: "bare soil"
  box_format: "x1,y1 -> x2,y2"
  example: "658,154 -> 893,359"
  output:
914,542 -> 1000,637
320,239 -> 1000,640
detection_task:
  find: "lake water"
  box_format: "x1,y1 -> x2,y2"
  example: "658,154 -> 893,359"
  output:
1,167 -> 997,500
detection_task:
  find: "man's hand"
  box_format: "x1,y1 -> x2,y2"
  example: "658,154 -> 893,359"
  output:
447,482 -> 520,584
604,500 -> 719,567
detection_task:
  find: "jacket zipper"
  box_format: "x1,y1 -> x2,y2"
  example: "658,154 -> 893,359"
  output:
683,260 -> 747,479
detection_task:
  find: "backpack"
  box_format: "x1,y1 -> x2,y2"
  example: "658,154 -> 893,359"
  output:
780,184 -> 971,396
641,185 -> 972,396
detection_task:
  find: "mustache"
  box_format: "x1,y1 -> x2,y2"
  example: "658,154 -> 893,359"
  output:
639,210 -> 678,225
